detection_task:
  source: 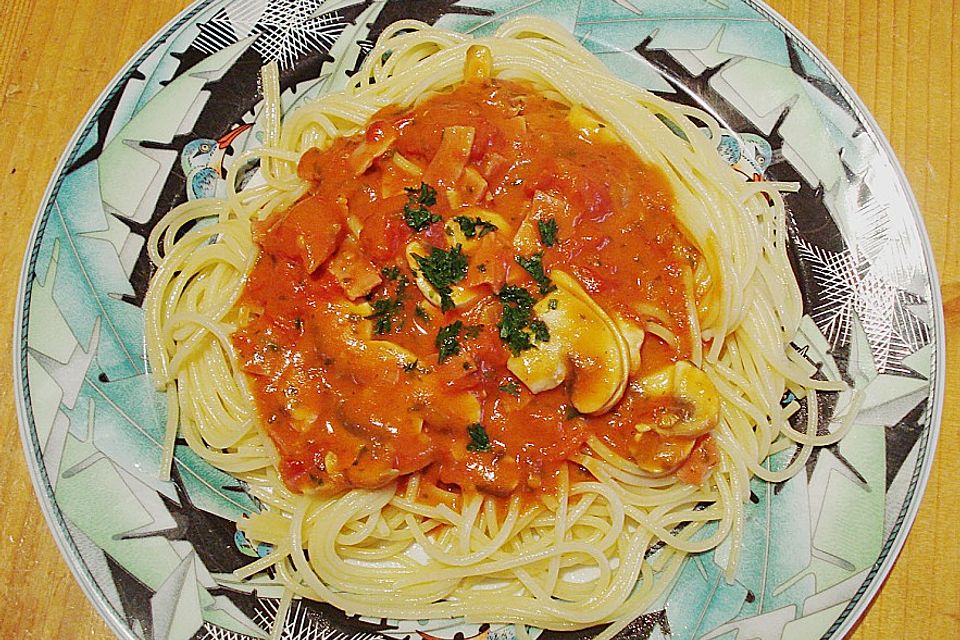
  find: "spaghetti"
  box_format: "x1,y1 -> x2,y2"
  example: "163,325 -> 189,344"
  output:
144,17 -> 854,638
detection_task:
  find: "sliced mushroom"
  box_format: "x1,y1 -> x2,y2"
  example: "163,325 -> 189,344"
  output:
344,301 -> 373,316
366,339 -> 418,371
631,430 -> 698,476
614,314 -> 644,375
632,360 -> 719,438
418,386 -> 482,432
405,241 -> 480,309
507,270 -> 629,415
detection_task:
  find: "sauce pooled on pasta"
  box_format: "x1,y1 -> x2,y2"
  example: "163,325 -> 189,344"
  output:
232,72 -> 719,502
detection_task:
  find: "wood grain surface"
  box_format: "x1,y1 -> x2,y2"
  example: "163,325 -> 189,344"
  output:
0,1 -> 956,638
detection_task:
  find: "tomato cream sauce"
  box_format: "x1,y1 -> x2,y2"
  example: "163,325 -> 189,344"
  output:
232,78 -> 718,501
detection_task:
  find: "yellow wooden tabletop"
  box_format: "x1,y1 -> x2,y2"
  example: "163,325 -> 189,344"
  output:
0,0 -> 956,638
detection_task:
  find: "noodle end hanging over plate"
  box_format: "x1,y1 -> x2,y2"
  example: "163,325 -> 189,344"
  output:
14,2 -> 943,640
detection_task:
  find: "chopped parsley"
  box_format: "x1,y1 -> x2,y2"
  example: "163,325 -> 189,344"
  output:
412,244 -> 468,311
402,359 -> 419,373
498,284 -> 535,308
380,265 -> 401,281
454,215 -> 498,239
466,422 -> 492,452
515,252 -> 556,294
498,381 -> 521,397
548,298 -> 559,310
370,300 -> 399,334
530,319 -> 550,343
414,303 -> 432,323
538,218 -> 559,247
368,275 -> 409,334
499,305 -> 535,354
436,320 -> 463,362
496,285 -> 550,355
402,182 -> 440,231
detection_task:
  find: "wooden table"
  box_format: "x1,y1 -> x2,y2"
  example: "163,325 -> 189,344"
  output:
0,0 -> 956,637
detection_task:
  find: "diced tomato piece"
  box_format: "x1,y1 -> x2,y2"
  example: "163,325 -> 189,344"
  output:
257,195 -> 345,273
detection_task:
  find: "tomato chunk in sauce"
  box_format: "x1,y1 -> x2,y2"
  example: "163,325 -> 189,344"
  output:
231,78 -> 717,501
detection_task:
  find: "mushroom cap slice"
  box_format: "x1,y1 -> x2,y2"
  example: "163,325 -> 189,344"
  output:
366,339 -> 418,370
631,430 -> 698,476
633,360 -> 719,438
405,241 -> 479,309
507,270 -> 629,415
613,314 -> 645,375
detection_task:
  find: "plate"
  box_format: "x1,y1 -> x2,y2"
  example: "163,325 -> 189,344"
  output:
14,1 -> 944,639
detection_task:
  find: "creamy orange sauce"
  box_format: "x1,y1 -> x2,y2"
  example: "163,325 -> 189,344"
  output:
231,78 -> 717,501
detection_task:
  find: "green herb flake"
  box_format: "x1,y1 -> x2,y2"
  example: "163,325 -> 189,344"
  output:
454,215 -> 498,239
530,319 -> 550,343
414,303 -> 432,322
402,359 -> 418,373
413,244 -> 468,311
368,275 -> 409,334
396,274 -> 409,296
498,284 -> 536,309
381,266 -> 401,281
370,299 -> 396,334
548,298 -> 558,310
498,381 -> 521,397
497,306 -> 531,355
496,285 -> 538,355
436,320 -> 463,362
515,252 -> 556,294
466,422 -> 492,452
402,182 -> 440,231
538,218 -> 559,247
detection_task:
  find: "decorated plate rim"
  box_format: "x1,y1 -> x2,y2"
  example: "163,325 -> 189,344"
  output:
12,1 -> 946,639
